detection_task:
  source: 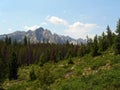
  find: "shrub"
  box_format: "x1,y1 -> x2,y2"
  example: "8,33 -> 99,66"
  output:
29,68 -> 36,81
68,56 -> 74,64
91,59 -> 106,70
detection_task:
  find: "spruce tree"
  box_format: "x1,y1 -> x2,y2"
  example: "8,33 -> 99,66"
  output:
91,35 -> 99,57
106,25 -> 113,47
29,68 -> 36,81
114,19 -> 120,54
99,32 -> 108,51
24,36 -> 27,45
86,36 -> 92,53
4,36 -> 11,45
13,39 -> 17,46
8,50 -> 18,80
68,55 -> 74,64
57,51 -> 62,61
0,53 -> 7,88
77,43 -> 86,57
39,53 -> 46,66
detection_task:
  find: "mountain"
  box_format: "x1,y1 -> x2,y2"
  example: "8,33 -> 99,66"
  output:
0,27 -> 86,44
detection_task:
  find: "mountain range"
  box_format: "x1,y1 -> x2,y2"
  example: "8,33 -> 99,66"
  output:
0,27 -> 86,44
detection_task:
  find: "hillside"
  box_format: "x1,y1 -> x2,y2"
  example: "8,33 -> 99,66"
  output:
2,49 -> 120,90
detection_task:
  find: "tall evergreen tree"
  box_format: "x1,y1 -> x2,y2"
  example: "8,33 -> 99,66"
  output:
29,68 -> 36,81
24,36 -> 27,45
106,25 -> 113,47
99,32 -> 108,51
39,53 -> 46,66
86,36 -> 92,53
57,51 -> 62,61
68,55 -> 74,64
13,39 -> 17,46
114,19 -> 120,54
91,35 -> 99,57
8,50 -> 18,80
8,37 -> 11,45
77,43 -> 86,57
5,35 -> 11,45
0,53 -> 7,87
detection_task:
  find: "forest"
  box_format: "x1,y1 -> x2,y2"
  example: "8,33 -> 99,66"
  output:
0,19 -> 120,90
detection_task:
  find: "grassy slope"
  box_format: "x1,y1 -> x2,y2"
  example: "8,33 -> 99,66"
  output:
3,49 -> 120,90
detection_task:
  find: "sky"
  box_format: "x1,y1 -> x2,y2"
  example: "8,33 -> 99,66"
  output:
0,0 -> 120,39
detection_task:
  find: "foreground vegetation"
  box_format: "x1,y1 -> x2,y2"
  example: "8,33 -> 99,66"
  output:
0,19 -> 120,89
2,49 -> 120,90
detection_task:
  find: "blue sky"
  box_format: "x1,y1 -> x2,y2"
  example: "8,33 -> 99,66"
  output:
0,0 -> 120,39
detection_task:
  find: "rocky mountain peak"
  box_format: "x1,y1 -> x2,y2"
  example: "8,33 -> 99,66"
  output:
0,27 -> 86,44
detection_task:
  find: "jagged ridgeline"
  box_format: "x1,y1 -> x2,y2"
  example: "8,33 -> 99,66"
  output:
0,27 -> 86,44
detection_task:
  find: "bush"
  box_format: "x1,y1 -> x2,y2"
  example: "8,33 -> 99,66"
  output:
39,65 -> 55,90
111,55 -> 120,64
91,59 -> 106,70
29,68 -> 36,81
8,84 -> 25,90
68,56 -> 74,64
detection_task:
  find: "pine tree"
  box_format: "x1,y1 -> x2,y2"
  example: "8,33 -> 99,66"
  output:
29,68 -> 36,81
99,32 -> 108,51
8,37 -> 11,45
77,43 -> 86,57
68,55 -> 74,64
66,40 -> 69,46
86,36 -> 92,53
50,49 -> 57,62
106,25 -> 113,47
8,50 -> 18,80
0,53 -> 7,87
13,39 -> 17,46
91,35 -> 99,57
57,51 -> 62,61
39,53 -> 46,66
24,36 -> 27,45
114,19 -> 120,54
4,36 -> 11,45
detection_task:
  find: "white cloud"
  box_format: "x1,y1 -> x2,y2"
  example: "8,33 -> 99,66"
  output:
65,22 -> 98,39
24,25 -> 40,31
48,16 -> 68,25
40,22 -> 47,26
23,16 -> 100,39
24,22 -> 47,31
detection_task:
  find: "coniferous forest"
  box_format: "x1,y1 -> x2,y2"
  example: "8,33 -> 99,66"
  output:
0,19 -> 120,90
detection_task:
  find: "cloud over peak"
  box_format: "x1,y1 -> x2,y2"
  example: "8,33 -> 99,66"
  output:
65,22 -> 98,39
48,16 -> 68,25
69,22 -> 97,30
24,25 -> 40,31
23,16 -> 100,39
